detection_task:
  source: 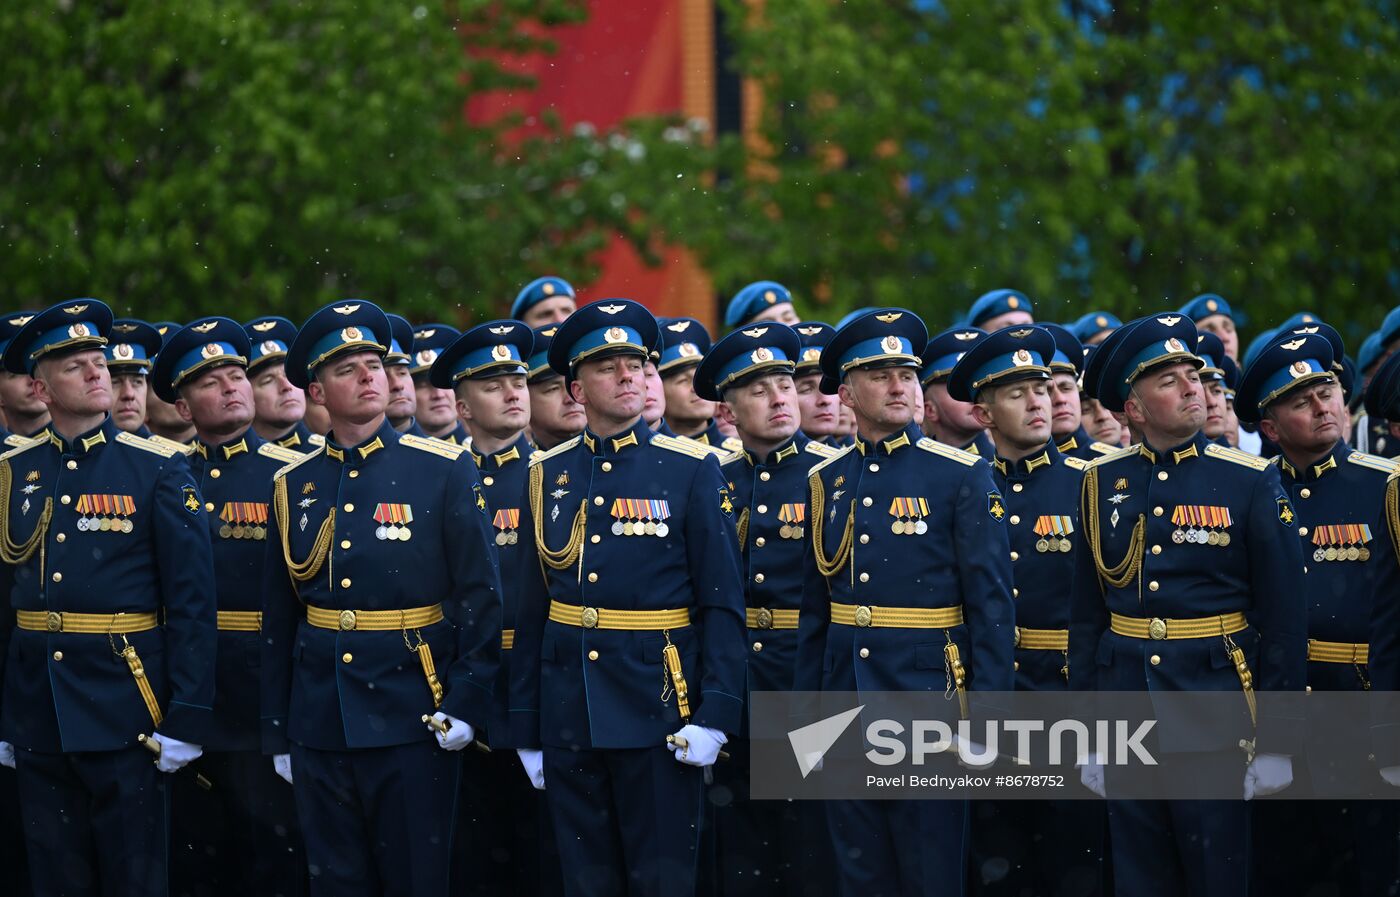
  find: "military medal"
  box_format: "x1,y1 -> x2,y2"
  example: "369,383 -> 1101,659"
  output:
778,504 -> 806,540
656,522 -> 669,537
1033,516 -> 1074,554
1347,546 -> 1361,561
300,512 -> 309,532
1313,548 -> 1325,562
219,524 -> 233,539
373,503 -> 413,542
492,509 -> 520,547
611,520 -> 625,536
1361,547 -> 1372,561
888,497 -> 928,536
1036,538 -> 1050,553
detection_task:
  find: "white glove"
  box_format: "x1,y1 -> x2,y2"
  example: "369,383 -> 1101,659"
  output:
1381,766 -> 1400,788
0,741 -> 14,769
151,733 -> 202,773
1078,760 -> 1106,798
1243,752 -> 1293,800
667,724 -> 727,767
428,712 -> 474,751
273,753 -> 293,784
954,735 -> 997,771
517,748 -> 545,790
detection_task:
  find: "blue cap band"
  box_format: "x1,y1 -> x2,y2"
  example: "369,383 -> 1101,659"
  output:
1258,358 -> 1331,409
1117,338 -> 1198,400
970,349 -> 1051,391
712,346 -> 795,392
839,335 -> 919,375
171,341 -> 246,389
307,325 -> 384,373
568,325 -> 648,367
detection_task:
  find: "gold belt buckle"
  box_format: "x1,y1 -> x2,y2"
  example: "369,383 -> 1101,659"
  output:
1148,618 -> 1168,640
755,608 -> 774,630
854,605 -> 873,627
1013,626 -> 1022,648
338,610 -> 357,631
580,607 -> 599,629
45,612 -> 62,633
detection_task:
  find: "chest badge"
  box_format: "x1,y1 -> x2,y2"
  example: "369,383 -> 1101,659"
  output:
888,497 -> 929,535
1033,516 -> 1074,552
492,509 -> 521,545
778,503 -> 807,539
1170,505 -> 1234,546
373,503 -> 414,541
610,498 -> 671,537
219,502 -> 269,540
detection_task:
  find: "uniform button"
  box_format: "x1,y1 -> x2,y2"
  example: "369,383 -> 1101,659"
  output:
210,468 -> 221,479
863,497 -> 873,507
344,503 -> 355,512
205,502 -> 215,512
588,650 -> 599,661
588,573 -> 598,583
1013,661 -> 1020,672
752,642 -> 763,652
51,572 -> 61,583
1013,588 -> 1019,598
859,572 -> 869,583
483,476 -> 494,487
341,540 -> 352,550
1012,484 -> 1023,493
1298,526 -> 1309,537
1151,544 -> 1162,555
349,470 -> 359,479
591,534 -> 601,544
1150,654 -> 1161,666
869,463 -> 879,472
1306,685 -> 1313,694
1149,581 -> 1160,591
66,460 -> 76,470
1153,506 -> 1164,517
757,504 -> 768,514
1157,471 -> 1168,481
52,651 -> 62,661
1010,551 -> 1019,561
601,462 -> 613,472
754,573 -> 766,583
594,496 -> 605,506
859,534 -> 870,544
60,495 -> 70,505
1009,515 -> 1021,525
55,533 -> 65,543
1300,488 -> 1312,499
342,653 -> 353,663
755,537 -> 766,547
341,578 -> 352,588
760,471 -> 771,481
859,648 -> 870,659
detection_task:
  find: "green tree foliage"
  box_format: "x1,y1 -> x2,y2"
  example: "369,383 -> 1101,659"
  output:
671,0 -> 1400,341
0,1 -> 702,322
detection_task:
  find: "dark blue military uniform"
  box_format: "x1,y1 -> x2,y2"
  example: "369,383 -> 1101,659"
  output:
1237,327 -> 1400,896
150,318 -> 310,897
0,300 -> 217,897
430,320 -> 562,897
658,316 -> 738,451
409,323 -> 471,446
797,310 -> 1016,897
509,300 -> 748,897
1070,314 -> 1308,897
920,324 -> 998,460
947,325 -> 1105,897
244,316 -> 327,455
1042,322 -> 1116,462
260,302 -> 503,897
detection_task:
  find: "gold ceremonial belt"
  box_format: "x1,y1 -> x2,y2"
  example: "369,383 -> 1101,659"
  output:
830,602 -> 964,629
501,629 -> 515,650
1307,639 -> 1368,664
306,604 -> 443,632
217,611 -> 262,632
1014,627 -> 1069,651
1110,611 -> 1248,641
548,600 -> 690,631
746,607 -> 800,630
17,610 -> 158,634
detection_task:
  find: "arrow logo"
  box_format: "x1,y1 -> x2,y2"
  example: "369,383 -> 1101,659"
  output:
787,705 -> 863,778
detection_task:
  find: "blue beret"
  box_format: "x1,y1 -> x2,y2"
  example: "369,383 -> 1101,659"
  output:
946,324 -> 1054,403
1381,306 -> 1400,349
408,324 -> 461,376
1069,311 -> 1122,344
819,308 -> 928,395
1358,332 -> 1385,374
2,299 -> 113,375
429,320 -> 532,389
284,301 -> 390,389
152,317 -> 251,403
1179,293 -> 1234,322
725,281 -> 793,329
919,326 -> 985,386
511,276 -> 577,319
547,299 -> 659,378
105,319 -> 162,374
966,289 -> 1033,328
694,322 -> 799,401
656,317 -> 712,375
1237,328 -> 1337,424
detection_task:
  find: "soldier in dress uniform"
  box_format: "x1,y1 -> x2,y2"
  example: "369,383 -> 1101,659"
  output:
1069,313 -> 1307,897
259,301 -> 503,897
104,319 -> 162,436
1041,322 -> 1115,461
150,318 -> 309,897
966,289 -> 1033,334
690,323 -> 838,897
244,316 -> 323,454
657,317 -> 736,449
792,322 -> 848,448
409,323 -> 470,445
725,281 -> 801,330
526,323 -> 586,452
430,320 -> 562,896
508,299 -> 748,897
0,299 -> 217,897
382,314 -> 420,435
947,325 -> 1105,897
145,322 -> 198,445
0,312 -> 52,440
1069,311 -> 1122,348
512,276 -> 578,329
1195,331 -> 1234,446
795,308 -> 1016,897
919,324 -> 996,457
1236,324 -> 1400,896
1180,293 -> 1239,362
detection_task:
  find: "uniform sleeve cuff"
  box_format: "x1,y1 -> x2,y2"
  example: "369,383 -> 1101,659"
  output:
158,701 -> 212,745
693,690 -> 743,737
